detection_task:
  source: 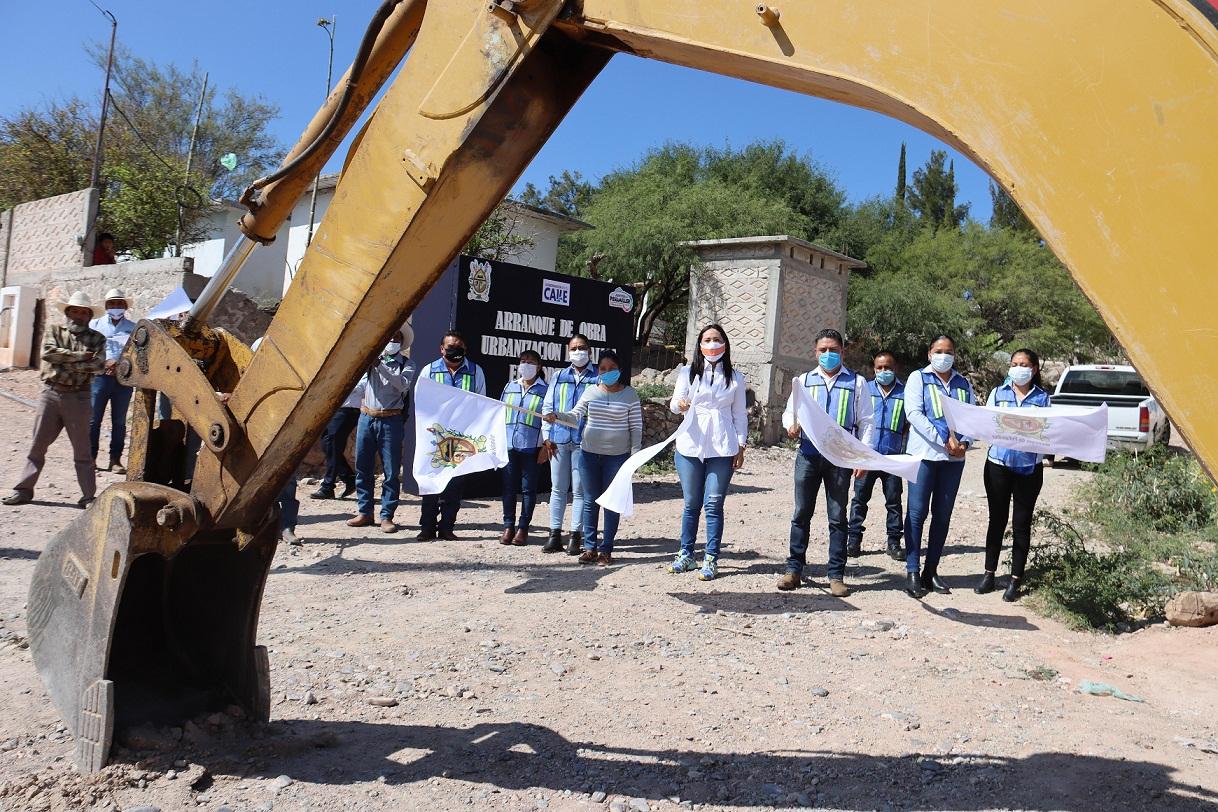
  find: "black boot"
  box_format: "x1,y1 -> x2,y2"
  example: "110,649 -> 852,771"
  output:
542,529 -> 564,553
1002,577 -> 1022,602
886,540 -> 903,561
974,572 -> 996,594
846,537 -> 862,558
906,572 -> 925,598
566,530 -> 582,556
921,566 -> 951,594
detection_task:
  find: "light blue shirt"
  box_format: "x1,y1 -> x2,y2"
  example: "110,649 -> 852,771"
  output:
904,364 -> 977,462
359,354 -> 416,413
88,315 -> 137,363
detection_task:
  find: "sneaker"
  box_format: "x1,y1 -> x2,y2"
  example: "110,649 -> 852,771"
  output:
596,552 -> 613,567
697,556 -> 718,581
1,492 -> 31,506
777,572 -> 801,591
667,553 -> 698,574
578,549 -> 597,565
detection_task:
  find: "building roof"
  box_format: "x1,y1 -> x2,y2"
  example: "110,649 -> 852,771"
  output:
680,235 -> 866,269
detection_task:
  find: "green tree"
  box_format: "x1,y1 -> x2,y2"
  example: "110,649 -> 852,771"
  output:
895,142 -> 907,204
906,149 -> 969,231
464,203 -> 535,261
0,43 -> 281,258
989,181 -> 1037,236
518,170 -> 593,218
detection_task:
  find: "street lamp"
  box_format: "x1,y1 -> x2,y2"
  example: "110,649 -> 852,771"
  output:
87,1 -> 117,252
305,15 -> 336,248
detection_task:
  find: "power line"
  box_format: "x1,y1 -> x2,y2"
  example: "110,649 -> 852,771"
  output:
103,90 -> 206,211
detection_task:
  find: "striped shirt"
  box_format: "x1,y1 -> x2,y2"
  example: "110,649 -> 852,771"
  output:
560,385 -> 643,456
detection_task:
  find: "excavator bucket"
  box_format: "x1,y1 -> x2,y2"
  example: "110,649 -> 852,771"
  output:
27,482 -> 276,771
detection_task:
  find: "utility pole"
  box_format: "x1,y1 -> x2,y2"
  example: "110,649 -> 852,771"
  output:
306,15 -> 336,248
87,2 -> 117,247
175,72 -> 209,257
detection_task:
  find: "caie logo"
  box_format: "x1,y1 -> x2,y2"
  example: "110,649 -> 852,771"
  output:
608,286 -> 634,312
542,278 -> 571,307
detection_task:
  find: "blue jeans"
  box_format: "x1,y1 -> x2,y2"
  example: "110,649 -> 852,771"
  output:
90,374 -> 133,461
502,448 -> 540,530
579,450 -> 628,553
547,442 -> 585,532
321,407 -> 359,489
278,479 -> 299,532
904,459 -> 965,573
674,452 -> 735,560
355,413 -> 404,520
848,470 -> 904,545
788,453 -> 851,580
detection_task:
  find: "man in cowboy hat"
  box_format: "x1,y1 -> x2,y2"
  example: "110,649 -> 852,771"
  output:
3,292 -> 107,507
89,288 -> 137,474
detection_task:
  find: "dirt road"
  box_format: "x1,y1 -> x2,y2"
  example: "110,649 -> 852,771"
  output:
0,369 -> 1215,812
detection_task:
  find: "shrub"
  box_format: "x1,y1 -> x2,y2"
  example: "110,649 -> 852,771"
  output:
635,382 -> 675,401
1083,447 -> 1217,533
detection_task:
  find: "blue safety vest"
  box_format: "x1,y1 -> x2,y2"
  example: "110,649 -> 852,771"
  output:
920,369 -> 975,443
799,368 -> 859,458
868,378 -> 907,455
545,365 -> 597,445
502,379 -> 548,450
428,358 -> 479,391
988,382 -> 1051,474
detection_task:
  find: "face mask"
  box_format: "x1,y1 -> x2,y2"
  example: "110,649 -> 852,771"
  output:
701,340 -> 725,362
818,350 -> 842,372
930,353 -> 955,373
383,342 -> 401,357
569,349 -> 590,368
518,362 -> 538,380
444,346 -> 465,362
1008,366 -> 1034,386
599,369 -> 621,386
875,370 -> 896,386
106,308 -> 126,319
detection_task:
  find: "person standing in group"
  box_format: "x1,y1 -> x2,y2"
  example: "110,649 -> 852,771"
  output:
903,334 -> 977,598
539,334 -> 597,554
499,350 -> 548,546
88,289 -> 136,474
417,330 -> 486,540
977,349 -> 1050,602
4,292 -> 105,507
666,325 -> 747,582
545,350 -> 641,566
778,328 -> 874,597
311,380 -> 364,500
349,330 -> 416,533
846,350 -> 907,561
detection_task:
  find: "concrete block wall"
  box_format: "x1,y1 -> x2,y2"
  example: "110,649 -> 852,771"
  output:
0,188 -> 97,283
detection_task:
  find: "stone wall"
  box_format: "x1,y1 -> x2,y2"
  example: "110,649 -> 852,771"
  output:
0,188 -> 97,283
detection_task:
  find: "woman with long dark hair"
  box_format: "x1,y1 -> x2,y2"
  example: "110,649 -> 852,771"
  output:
666,324 -> 748,581
903,334 -> 977,598
976,348 -> 1050,601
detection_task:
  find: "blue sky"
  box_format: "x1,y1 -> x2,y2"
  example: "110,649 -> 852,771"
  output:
3,0 -> 996,218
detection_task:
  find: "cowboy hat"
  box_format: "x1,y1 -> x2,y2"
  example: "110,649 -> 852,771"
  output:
56,291 -> 98,317
103,288 -> 129,303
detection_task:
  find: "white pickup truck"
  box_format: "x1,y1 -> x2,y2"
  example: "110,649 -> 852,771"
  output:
1051,364 -> 1170,452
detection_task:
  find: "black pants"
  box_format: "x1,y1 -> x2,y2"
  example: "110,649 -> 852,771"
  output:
321,407 -> 360,489
983,459 -> 1043,578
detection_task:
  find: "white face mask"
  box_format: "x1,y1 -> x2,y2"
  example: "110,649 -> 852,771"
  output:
106,307 -> 126,319
930,352 -> 955,373
1008,365 -> 1034,386
518,362 -> 539,380
383,342 -> 401,357
569,349 -> 590,368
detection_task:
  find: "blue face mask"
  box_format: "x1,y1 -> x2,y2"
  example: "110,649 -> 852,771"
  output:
599,369 -> 621,386
818,351 -> 842,372
875,369 -> 896,386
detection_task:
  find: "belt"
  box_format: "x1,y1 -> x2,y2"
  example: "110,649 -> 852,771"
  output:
361,406 -> 403,417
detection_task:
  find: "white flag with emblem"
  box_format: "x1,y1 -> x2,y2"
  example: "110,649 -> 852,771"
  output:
792,380 -> 922,482
412,376 -> 509,495
941,397 -> 1108,463
596,413 -> 694,518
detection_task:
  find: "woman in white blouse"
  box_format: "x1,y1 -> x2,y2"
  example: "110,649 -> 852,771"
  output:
666,324 -> 748,581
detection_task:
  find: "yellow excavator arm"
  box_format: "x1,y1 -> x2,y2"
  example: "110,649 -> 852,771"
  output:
28,0 -> 1218,770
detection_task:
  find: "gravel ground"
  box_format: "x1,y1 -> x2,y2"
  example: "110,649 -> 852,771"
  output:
0,368 -> 1216,812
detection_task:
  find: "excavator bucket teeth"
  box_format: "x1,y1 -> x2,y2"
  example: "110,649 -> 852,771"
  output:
27,483 -> 277,772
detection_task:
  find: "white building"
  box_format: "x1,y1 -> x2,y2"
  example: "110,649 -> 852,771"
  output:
183,173 -> 590,304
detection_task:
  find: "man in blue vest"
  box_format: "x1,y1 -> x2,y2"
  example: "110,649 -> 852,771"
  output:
846,350 -> 907,561
88,288 -> 136,474
417,330 -> 486,540
778,328 -> 874,597
348,329 -> 416,533
539,333 -> 597,554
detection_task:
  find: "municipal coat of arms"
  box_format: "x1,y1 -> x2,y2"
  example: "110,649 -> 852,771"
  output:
427,423 -> 488,470
467,259 -> 492,302
821,431 -> 872,466
993,412 -> 1049,440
